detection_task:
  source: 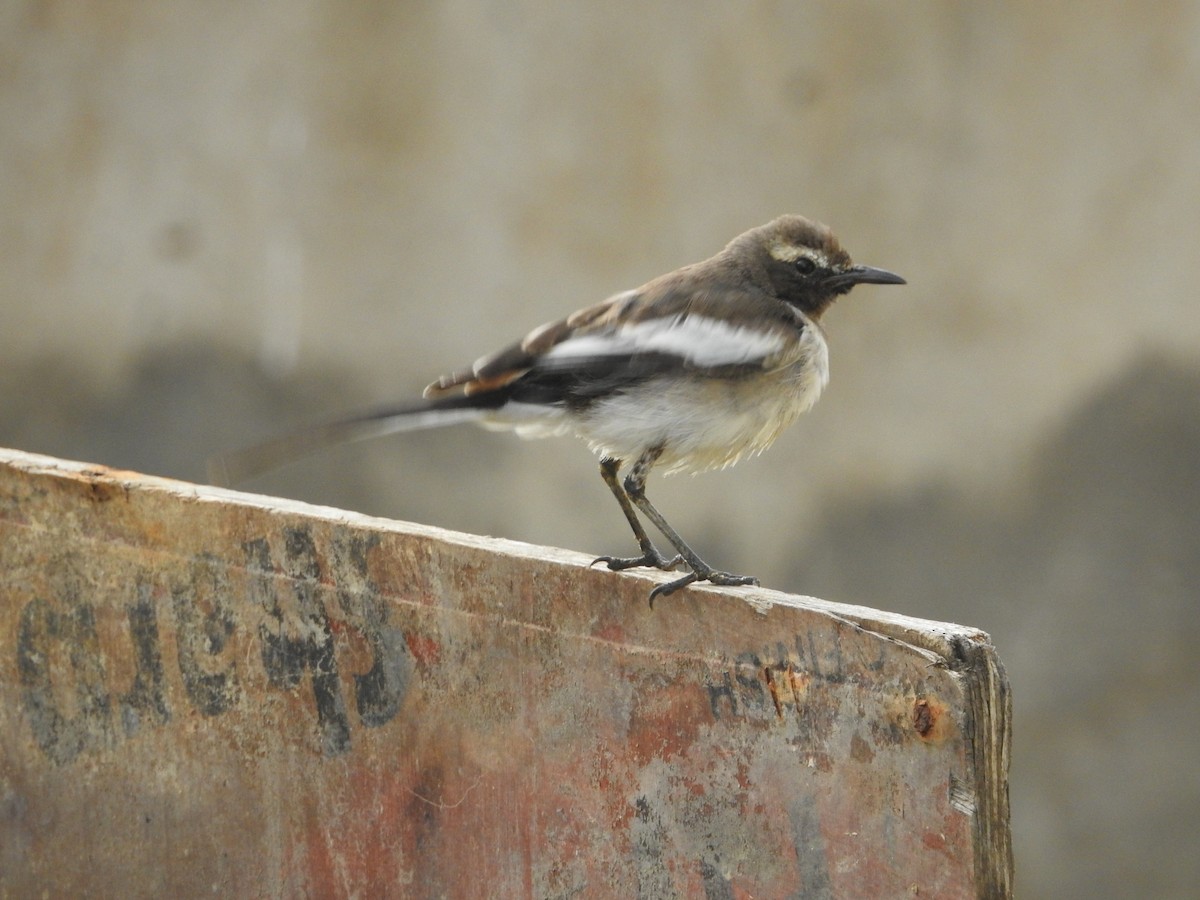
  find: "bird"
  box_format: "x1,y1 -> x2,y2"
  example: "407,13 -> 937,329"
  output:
209,215 -> 905,602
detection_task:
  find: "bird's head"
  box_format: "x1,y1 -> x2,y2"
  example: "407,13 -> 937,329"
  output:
732,215 -> 906,318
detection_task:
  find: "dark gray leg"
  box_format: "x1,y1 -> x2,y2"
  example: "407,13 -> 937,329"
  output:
592,455 -> 683,573
597,448 -> 759,603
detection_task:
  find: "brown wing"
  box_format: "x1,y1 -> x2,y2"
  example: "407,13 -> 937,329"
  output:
422,289 -> 643,399
423,260 -> 802,402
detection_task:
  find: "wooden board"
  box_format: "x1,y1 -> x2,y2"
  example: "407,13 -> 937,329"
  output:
0,448 -> 1011,898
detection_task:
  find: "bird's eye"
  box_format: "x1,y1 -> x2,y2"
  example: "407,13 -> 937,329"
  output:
794,257 -> 817,275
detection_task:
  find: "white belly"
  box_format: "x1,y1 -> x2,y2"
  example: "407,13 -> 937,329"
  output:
574,329 -> 829,474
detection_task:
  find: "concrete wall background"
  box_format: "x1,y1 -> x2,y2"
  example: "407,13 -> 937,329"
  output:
1,3 -> 1196,896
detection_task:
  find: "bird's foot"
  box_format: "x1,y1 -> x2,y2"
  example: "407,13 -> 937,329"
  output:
647,568 -> 759,606
592,548 -> 684,572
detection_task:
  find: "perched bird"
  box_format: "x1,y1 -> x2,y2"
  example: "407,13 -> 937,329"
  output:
210,215 -> 905,601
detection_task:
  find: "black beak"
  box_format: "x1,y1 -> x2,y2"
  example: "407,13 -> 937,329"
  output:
826,265 -> 906,290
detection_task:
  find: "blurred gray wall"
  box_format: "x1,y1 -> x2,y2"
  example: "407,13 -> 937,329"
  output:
2,3 -> 1198,896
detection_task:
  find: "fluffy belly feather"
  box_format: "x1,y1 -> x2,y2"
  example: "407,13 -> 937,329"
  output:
578,360 -> 826,474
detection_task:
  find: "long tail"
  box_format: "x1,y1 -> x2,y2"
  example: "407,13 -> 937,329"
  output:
206,393 -> 495,487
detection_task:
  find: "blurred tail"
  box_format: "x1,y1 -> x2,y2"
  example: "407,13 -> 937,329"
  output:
206,394 -> 494,487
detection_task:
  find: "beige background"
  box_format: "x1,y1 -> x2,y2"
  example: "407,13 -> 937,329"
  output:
2,3 -> 1197,896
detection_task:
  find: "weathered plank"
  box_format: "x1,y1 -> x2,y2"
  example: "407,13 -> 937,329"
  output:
0,448 -> 1011,898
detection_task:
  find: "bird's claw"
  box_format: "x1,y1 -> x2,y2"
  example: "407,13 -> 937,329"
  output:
647,570 -> 759,607
592,550 -> 684,572
591,546 -> 758,608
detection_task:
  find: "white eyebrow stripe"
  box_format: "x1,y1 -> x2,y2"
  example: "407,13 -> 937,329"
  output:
542,315 -> 789,368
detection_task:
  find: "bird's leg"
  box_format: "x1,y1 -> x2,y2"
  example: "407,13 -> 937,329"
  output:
592,455 -> 684,573
620,449 -> 759,604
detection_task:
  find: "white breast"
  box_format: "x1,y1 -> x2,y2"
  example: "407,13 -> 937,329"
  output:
573,322 -> 830,474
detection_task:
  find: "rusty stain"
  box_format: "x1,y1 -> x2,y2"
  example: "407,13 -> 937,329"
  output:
763,666 -> 784,718
404,632 -> 442,667
912,696 -> 951,742
914,699 -> 935,736
787,665 -> 811,700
